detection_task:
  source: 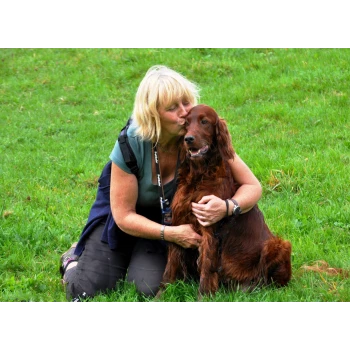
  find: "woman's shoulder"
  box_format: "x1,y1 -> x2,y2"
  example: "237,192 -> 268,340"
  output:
110,119 -> 151,176
127,120 -> 150,150
127,119 -> 139,137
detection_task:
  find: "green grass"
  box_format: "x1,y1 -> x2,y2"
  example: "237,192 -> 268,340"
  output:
1,48 -> 349,302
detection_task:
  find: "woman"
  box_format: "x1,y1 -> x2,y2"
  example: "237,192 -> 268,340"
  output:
60,65 -> 262,299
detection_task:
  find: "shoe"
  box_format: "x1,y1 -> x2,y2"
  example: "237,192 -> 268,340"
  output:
59,242 -> 79,277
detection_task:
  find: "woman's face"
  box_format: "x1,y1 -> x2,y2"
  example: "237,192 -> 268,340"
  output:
158,99 -> 193,138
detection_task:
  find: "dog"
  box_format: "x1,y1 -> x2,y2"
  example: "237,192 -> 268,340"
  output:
160,104 -> 292,296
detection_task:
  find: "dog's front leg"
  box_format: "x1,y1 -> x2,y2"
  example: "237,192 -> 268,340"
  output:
161,243 -> 187,287
156,243 -> 185,299
198,230 -> 219,296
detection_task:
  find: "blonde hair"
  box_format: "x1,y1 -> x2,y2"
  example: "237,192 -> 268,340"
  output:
132,65 -> 200,142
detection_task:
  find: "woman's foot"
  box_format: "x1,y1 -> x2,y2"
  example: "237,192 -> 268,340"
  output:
59,242 -> 79,279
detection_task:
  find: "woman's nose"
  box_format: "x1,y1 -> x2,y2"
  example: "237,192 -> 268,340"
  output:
179,103 -> 192,117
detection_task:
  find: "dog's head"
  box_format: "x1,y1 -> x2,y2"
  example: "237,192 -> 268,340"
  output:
183,104 -> 235,162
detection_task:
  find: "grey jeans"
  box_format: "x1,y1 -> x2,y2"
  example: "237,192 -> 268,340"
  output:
64,224 -> 167,300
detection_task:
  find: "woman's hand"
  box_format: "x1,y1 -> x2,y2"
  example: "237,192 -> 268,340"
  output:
191,195 -> 226,227
167,224 -> 202,249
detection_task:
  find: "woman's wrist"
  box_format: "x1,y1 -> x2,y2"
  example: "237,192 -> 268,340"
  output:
160,224 -> 176,242
226,198 -> 241,217
230,198 -> 241,217
160,224 -> 165,240
224,199 -> 230,217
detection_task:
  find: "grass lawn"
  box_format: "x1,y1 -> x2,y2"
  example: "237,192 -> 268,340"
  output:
0,48 -> 349,302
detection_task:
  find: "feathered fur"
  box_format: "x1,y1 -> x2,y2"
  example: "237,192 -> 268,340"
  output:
161,104 -> 292,296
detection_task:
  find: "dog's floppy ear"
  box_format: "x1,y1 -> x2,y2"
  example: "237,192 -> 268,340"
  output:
179,140 -> 188,163
216,118 -> 235,160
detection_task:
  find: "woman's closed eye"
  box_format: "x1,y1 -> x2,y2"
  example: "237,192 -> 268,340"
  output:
167,104 -> 177,111
166,100 -> 191,112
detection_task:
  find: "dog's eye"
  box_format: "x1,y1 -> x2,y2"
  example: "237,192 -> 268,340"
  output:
201,119 -> 208,125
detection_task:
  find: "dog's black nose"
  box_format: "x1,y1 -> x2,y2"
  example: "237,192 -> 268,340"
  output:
185,135 -> 195,144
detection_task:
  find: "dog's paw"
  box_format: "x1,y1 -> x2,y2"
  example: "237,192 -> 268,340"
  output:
154,289 -> 164,300
199,274 -> 219,297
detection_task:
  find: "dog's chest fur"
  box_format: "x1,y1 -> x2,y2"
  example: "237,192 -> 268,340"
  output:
172,160 -> 236,226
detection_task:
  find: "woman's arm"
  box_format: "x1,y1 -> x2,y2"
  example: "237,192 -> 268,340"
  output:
228,154 -> 262,213
110,162 -> 202,248
191,154 -> 262,226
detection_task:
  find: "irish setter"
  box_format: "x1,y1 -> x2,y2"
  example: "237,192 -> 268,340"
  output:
161,104 -> 292,296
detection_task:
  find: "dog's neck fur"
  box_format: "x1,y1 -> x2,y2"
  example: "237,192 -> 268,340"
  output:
180,148 -> 228,184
